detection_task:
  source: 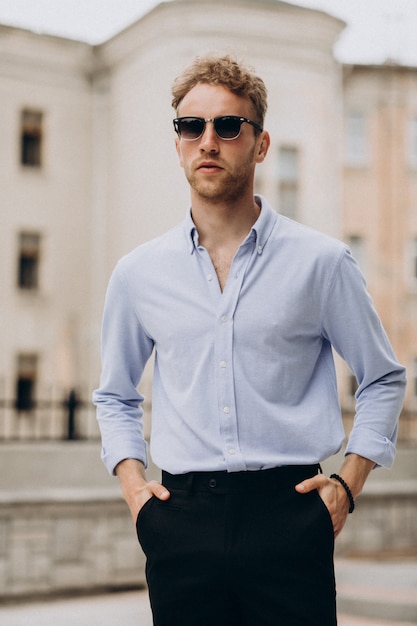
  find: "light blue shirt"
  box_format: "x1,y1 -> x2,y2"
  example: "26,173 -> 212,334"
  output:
93,196 -> 406,476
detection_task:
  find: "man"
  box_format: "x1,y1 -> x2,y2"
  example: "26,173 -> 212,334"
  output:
93,55 -> 406,625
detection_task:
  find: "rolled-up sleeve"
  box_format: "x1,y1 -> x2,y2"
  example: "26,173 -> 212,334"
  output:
92,260 -> 154,475
321,248 -> 407,468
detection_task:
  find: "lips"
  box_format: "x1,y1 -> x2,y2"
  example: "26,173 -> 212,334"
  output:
197,162 -> 223,172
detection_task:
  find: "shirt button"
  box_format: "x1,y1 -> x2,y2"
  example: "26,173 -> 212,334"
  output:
228,448 -> 236,456
209,478 -> 217,488
220,361 -> 227,368
223,406 -> 230,414
207,274 -> 213,281
221,315 -> 227,323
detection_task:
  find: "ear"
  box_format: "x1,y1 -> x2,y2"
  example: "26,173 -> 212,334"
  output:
175,136 -> 184,168
255,131 -> 270,164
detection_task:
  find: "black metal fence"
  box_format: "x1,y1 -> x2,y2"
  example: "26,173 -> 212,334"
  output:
0,396 -> 415,444
0,390 -> 99,441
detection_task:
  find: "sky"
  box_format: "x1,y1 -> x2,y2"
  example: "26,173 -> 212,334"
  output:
0,0 -> 416,65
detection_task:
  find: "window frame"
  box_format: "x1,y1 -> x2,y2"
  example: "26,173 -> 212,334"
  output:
15,353 -> 38,412
278,145 -> 299,220
346,111 -> 368,167
20,109 -> 43,168
17,231 -> 41,291
409,117 -> 417,168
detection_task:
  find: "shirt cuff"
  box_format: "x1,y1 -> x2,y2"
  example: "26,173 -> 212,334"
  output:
345,425 -> 397,469
101,440 -> 149,476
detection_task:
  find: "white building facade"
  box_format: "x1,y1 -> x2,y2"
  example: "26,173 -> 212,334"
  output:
0,0 -> 369,440
0,27 -> 96,437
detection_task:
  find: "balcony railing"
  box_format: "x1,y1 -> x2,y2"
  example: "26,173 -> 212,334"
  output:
0,397 -> 415,444
0,390 -> 99,441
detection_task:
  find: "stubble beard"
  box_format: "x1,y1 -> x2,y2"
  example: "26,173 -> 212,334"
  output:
186,149 -> 256,205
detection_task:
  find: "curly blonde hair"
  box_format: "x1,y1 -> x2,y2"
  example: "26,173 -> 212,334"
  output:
171,54 -> 268,127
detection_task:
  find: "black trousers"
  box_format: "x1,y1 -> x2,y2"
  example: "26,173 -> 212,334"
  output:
136,465 -> 337,626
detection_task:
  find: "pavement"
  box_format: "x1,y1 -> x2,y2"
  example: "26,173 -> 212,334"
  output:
0,558 -> 416,625
335,558 -> 417,625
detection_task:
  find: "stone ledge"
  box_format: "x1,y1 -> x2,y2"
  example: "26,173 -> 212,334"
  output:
0,496 -> 144,600
1,478 -> 416,505
362,479 -> 417,496
0,487 -> 121,505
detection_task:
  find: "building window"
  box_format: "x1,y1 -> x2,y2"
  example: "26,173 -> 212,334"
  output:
15,354 -> 38,411
21,109 -> 43,167
346,112 -> 367,165
406,238 -> 417,292
413,358 -> 417,403
344,371 -> 358,410
254,170 -> 263,197
410,118 -> 417,166
347,235 -> 366,273
412,238 -> 417,283
17,232 -> 41,290
349,373 -> 358,398
278,146 -> 299,219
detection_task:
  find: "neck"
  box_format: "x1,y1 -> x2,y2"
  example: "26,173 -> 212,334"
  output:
191,193 -> 261,249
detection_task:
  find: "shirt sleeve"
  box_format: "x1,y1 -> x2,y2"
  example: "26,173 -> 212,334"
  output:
92,260 -> 154,475
321,247 -> 407,468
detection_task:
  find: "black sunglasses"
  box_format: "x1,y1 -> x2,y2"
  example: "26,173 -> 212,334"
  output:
173,116 -> 263,141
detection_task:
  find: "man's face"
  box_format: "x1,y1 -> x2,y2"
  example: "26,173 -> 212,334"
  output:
175,83 -> 268,205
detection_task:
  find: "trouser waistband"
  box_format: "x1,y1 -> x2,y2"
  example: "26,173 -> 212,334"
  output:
162,464 -> 321,494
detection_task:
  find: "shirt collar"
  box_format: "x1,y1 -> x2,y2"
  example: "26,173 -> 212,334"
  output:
250,195 -> 277,255
184,209 -> 198,254
184,194 -> 277,255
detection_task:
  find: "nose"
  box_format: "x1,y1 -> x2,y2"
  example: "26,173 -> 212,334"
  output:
199,120 -> 219,152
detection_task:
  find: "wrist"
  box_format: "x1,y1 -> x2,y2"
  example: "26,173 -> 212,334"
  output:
330,473 -> 355,513
116,458 -> 148,497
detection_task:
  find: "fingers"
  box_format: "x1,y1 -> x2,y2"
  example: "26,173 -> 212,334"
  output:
128,481 -> 171,523
295,474 -> 349,538
295,474 -> 327,494
147,480 -> 171,501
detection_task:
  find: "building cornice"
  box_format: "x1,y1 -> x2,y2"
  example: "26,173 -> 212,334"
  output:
96,0 -> 345,72
0,24 -> 96,89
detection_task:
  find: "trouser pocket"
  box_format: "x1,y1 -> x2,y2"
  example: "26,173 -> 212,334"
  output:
136,494 -> 182,556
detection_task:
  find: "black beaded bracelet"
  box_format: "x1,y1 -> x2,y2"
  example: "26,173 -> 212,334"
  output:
330,473 -> 355,514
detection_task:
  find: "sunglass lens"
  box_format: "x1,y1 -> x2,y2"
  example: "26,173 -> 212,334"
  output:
179,118 -> 204,139
215,116 -> 241,139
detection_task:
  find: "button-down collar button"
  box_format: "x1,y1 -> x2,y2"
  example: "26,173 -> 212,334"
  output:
257,244 -> 263,254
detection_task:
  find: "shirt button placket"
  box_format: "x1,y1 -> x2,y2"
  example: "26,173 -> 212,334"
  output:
216,245 -> 251,472
218,310 -> 239,470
